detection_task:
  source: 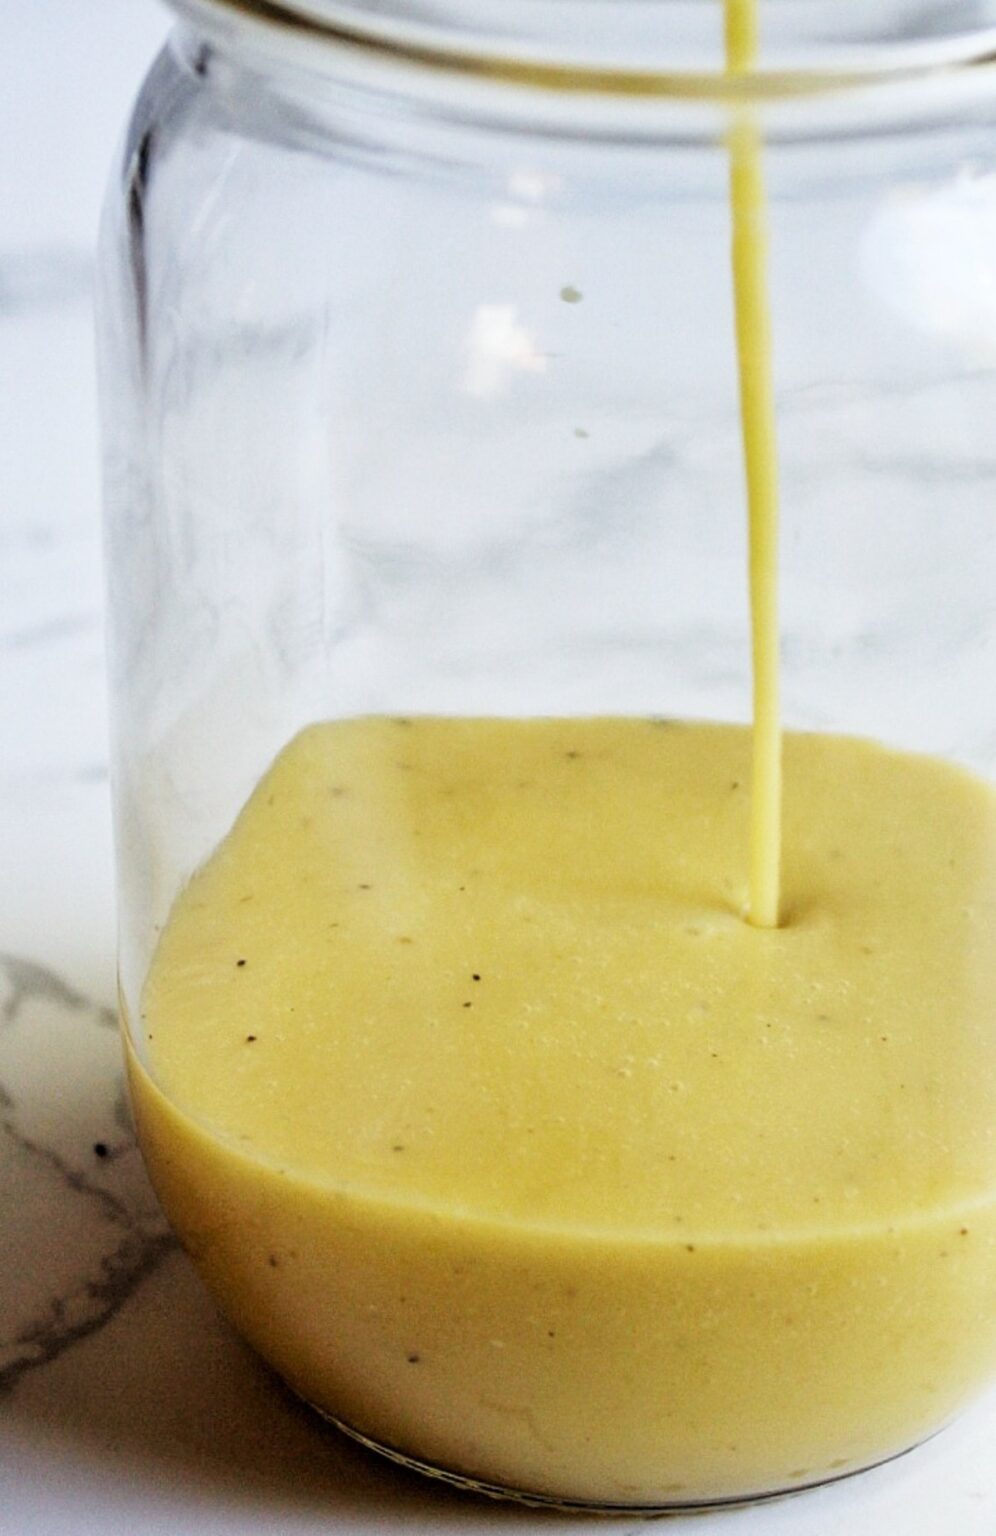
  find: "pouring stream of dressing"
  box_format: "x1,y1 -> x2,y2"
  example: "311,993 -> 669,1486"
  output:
726,0 -> 783,929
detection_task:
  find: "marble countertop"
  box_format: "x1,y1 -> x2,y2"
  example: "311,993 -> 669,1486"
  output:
2,2 -> 996,1531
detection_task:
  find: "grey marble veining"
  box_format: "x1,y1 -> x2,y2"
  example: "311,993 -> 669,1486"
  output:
0,954 -> 175,1399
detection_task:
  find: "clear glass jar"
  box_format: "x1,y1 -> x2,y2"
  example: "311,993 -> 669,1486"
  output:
98,0 -> 996,1512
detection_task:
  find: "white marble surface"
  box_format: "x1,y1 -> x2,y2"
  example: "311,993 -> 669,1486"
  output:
3,3 -> 996,1532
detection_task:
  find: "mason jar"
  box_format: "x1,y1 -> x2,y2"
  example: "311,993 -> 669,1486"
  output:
98,0 -> 996,1512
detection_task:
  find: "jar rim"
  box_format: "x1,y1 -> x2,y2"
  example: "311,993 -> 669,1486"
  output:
167,0 -> 996,97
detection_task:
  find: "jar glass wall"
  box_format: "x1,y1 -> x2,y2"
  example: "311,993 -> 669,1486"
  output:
99,2 -> 996,1510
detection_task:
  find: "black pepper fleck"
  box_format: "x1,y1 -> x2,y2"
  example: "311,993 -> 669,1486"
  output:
246,1034 -> 257,1043
407,1353 -> 421,1364
236,958 -> 247,967
93,1142 -> 109,1159
472,973 -> 481,981
462,1001 -> 472,1009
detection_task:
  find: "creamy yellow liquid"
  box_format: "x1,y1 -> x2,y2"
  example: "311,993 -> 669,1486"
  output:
726,0 -> 783,930
131,717 -> 996,1504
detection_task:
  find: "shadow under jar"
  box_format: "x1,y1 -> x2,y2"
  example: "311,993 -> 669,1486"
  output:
98,0 -> 996,1512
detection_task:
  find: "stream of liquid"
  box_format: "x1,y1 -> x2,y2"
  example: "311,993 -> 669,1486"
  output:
726,0 -> 782,928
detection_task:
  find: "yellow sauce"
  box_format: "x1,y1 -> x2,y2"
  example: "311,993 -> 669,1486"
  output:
130,717 -> 996,1504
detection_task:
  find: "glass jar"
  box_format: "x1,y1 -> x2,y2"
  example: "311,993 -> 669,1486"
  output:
98,0 -> 996,1512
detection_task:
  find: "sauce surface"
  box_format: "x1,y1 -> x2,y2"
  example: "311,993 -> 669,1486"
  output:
130,718 -> 996,1502
142,716 -> 996,1235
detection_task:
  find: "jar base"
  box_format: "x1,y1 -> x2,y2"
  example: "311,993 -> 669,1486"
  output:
302,1397 -> 935,1515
